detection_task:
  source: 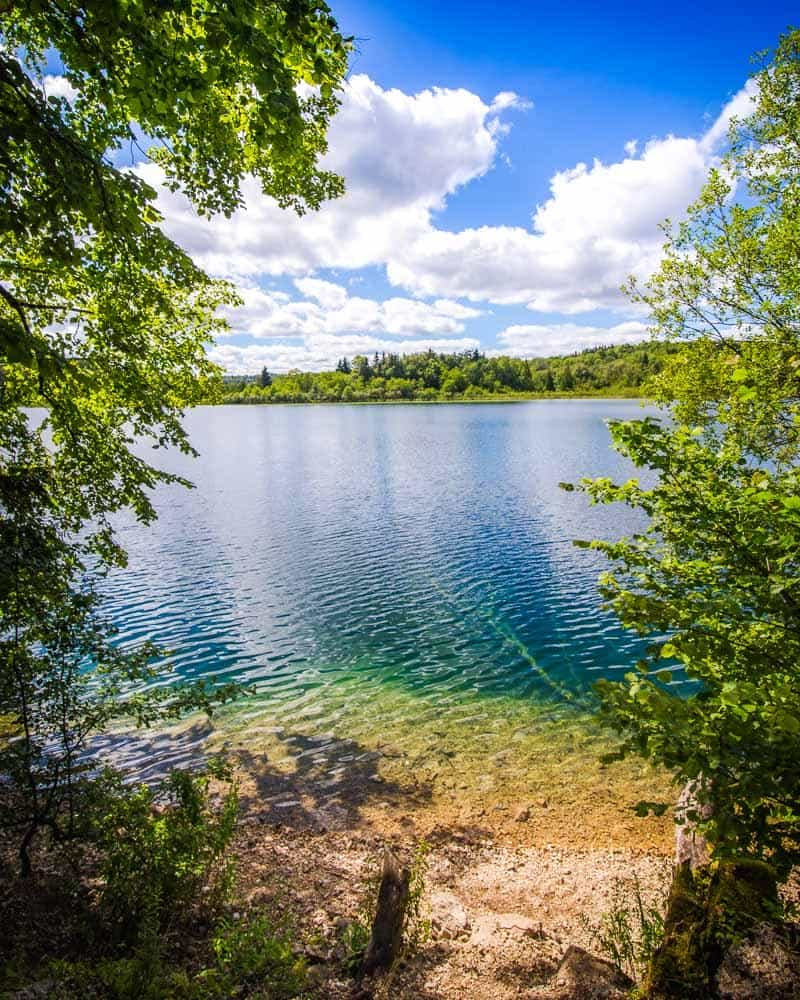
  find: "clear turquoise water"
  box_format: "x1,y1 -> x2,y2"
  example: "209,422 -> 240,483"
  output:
103,400 -> 655,727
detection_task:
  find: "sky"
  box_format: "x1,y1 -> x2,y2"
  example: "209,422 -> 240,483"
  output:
49,2 -> 799,372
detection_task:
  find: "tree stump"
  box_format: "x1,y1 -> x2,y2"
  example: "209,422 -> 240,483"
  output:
647,859 -> 779,999
361,847 -> 411,976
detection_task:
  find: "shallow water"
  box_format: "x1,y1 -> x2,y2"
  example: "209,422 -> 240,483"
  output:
97,400 -> 665,779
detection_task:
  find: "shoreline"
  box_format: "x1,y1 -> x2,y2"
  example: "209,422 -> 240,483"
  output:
224,717 -> 676,999
211,392 -> 651,407
104,697 -> 677,857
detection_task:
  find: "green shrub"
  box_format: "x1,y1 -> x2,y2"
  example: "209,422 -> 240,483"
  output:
99,759 -> 238,948
46,907 -> 305,999
196,910 -> 307,998
403,839 -> 432,955
587,874 -> 665,983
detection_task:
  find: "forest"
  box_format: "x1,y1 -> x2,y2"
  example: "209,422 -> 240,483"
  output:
217,341 -> 685,403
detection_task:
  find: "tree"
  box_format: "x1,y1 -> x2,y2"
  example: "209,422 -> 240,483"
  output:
1,1 -> 350,869
353,354 -> 373,381
2,2 -> 349,537
571,29 -> 800,873
259,365 -> 273,388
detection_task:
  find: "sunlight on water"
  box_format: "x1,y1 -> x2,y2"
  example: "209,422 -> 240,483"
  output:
99,400 -> 664,781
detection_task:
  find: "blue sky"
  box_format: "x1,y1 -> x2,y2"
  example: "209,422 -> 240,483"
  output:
49,2 -> 797,372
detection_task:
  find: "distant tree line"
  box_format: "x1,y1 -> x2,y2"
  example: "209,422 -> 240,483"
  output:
216,341 -> 686,403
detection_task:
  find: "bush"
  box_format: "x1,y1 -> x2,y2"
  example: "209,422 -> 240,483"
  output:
99,759 -> 238,948
45,909 -> 305,1000
196,910 -> 306,999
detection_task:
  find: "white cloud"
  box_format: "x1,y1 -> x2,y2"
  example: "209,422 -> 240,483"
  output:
210,336 -> 480,374
495,321 -> 650,357
220,280 -> 481,339
293,277 -> 348,310
699,79 -> 758,152
41,74 -> 78,103
141,74 -> 525,281
387,94 -> 750,314
139,71 -> 756,366
389,86 -> 754,312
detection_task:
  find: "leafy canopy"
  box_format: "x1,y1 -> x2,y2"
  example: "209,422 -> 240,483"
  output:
572,28 -> 800,873
1,0 -> 350,545
0,1 -> 350,871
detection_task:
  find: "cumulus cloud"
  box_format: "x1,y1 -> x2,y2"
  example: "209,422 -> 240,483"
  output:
495,321 -> 650,357
389,83 -> 756,312
138,71 -> 756,367
141,74 -> 525,281
221,280 -> 481,339
699,78 -> 758,152
209,336 -> 481,375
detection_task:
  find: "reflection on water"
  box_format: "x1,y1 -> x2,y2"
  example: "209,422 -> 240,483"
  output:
101,400 -> 659,778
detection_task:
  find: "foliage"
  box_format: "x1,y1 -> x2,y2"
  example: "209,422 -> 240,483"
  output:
627,28 -> 800,463
585,874 -> 665,983
99,761 -> 238,947
403,838 -> 432,955
43,907 -> 305,1000
196,910 -> 306,999
0,1 -> 349,872
217,342 -> 685,404
572,29 -> 800,872
0,420 -> 239,876
2,0 -> 350,548
1,765 -> 307,999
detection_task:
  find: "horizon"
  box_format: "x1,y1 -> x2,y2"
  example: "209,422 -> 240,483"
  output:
42,2 -> 798,373
219,338 -> 663,378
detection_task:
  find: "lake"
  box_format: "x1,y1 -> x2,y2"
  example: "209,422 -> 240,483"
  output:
97,399 -> 665,790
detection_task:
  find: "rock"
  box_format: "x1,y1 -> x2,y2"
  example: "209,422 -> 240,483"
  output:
301,939 -> 331,963
718,922 -> 800,999
551,946 -> 635,998
12,982 -> 60,999
430,890 -> 471,939
468,914 -> 501,950
466,912 -> 542,949
496,913 -> 542,938
514,806 -> 531,823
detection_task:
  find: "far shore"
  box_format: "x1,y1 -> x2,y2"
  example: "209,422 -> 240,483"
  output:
212,391 -> 650,407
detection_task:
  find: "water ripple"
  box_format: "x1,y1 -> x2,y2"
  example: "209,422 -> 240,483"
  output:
99,401 -> 670,772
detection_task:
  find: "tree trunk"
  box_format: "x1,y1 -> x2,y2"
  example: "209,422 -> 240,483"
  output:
675,777 -> 713,870
361,847 -> 410,976
19,823 -> 36,878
